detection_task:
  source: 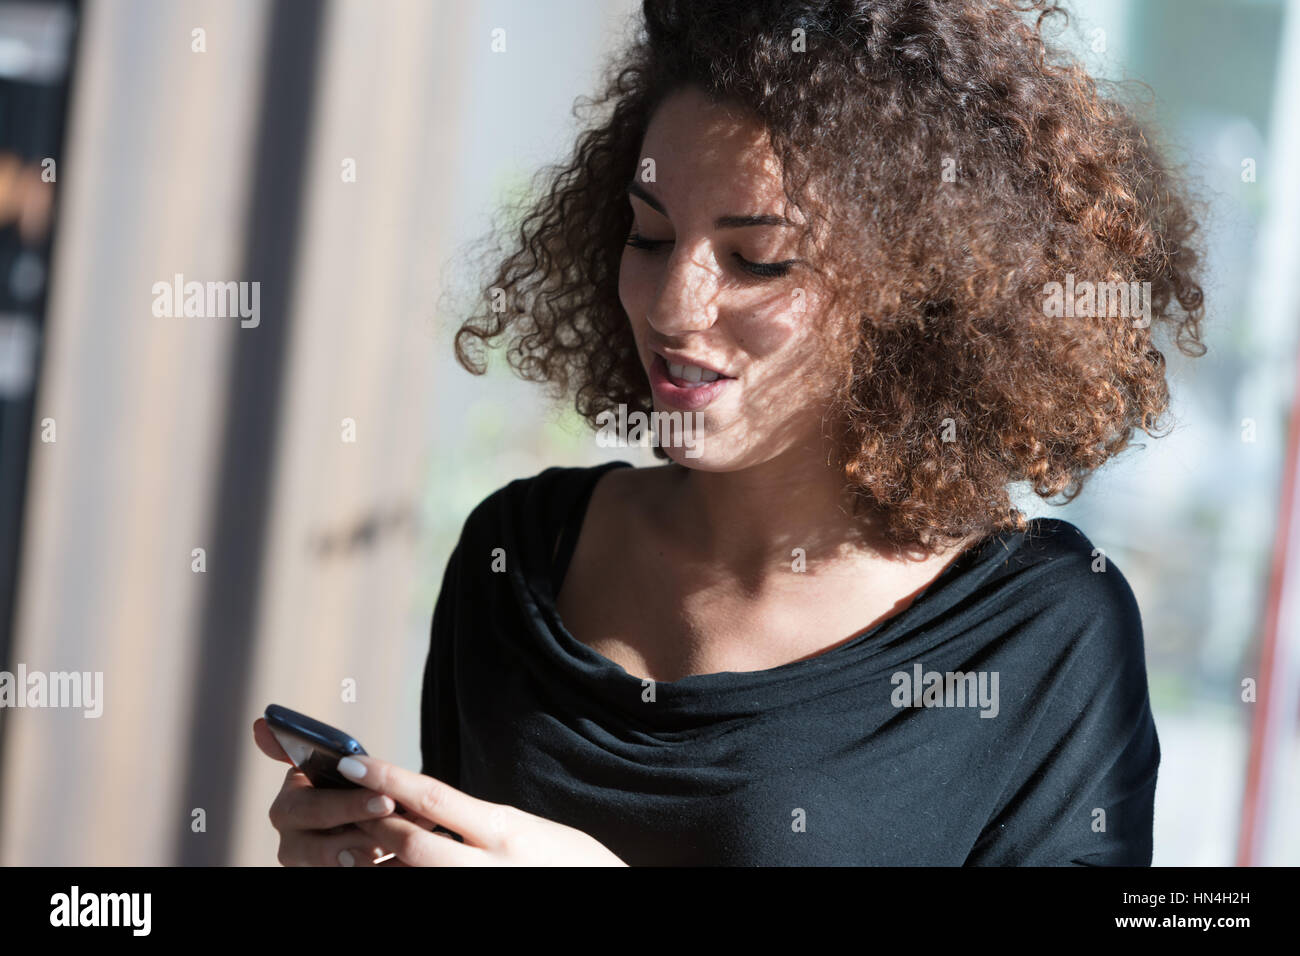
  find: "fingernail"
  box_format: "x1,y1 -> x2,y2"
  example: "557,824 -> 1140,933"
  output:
337,756 -> 366,781
338,850 -> 355,867
366,795 -> 393,814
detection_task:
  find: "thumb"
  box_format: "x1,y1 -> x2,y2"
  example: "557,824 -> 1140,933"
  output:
253,716 -> 294,765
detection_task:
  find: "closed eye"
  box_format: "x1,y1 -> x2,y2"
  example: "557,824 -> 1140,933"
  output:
624,233 -> 795,279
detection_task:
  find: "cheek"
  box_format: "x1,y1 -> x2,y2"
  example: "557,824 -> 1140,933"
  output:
733,289 -> 814,357
618,252 -> 650,326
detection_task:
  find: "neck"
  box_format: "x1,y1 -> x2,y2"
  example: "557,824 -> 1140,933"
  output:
659,442 -> 909,591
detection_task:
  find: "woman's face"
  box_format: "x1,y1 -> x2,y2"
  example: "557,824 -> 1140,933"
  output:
619,85 -> 836,470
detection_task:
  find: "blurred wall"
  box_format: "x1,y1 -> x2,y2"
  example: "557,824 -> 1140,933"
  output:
227,0 -> 477,867
0,0 -> 267,866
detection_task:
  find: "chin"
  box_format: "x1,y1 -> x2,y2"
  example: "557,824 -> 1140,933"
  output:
652,416 -> 814,473
654,429 -> 749,471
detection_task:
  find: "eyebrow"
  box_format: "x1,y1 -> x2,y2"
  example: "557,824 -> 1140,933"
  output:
626,179 -> 797,229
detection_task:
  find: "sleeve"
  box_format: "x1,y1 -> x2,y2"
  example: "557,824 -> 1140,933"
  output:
965,556 -> 1161,866
418,533 -> 464,788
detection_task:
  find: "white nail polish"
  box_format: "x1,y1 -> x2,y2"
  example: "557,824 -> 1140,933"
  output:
338,850 -> 355,867
366,796 -> 390,814
337,756 -> 366,781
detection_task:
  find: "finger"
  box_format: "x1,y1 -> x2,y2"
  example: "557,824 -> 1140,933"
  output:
278,826 -> 392,868
336,755 -> 506,848
355,815 -> 483,867
253,717 -> 294,764
270,778 -> 399,833
337,847 -> 392,867
353,807 -> 461,840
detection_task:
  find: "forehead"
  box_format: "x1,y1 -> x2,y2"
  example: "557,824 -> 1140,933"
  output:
637,87 -> 790,216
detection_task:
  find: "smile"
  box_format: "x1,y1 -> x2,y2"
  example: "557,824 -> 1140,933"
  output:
648,353 -> 735,411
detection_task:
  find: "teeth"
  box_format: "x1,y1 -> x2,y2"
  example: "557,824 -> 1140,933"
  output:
666,361 -> 721,386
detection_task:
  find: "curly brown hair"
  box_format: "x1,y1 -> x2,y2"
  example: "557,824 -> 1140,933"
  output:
453,0 -> 1208,555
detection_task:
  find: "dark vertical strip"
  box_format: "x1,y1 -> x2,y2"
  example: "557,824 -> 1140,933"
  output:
174,0 -> 326,866
0,0 -> 82,858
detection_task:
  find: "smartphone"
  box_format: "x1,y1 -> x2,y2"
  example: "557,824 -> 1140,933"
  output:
263,703 -> 443,832
264,704 -> 370,790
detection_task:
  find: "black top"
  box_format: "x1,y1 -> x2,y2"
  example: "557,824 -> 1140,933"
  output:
419,461 -> 1159,866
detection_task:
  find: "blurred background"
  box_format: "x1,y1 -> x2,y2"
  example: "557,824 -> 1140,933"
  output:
0,0 -> 1295,866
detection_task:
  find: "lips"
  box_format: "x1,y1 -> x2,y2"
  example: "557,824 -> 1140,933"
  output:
648,352 -> 734,411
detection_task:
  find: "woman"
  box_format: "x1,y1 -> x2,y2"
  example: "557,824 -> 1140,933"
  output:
255,0 -> 1206,865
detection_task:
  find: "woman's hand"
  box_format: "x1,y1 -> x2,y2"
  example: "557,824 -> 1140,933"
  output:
253,716 -> 627,866
340,753 -> 628,866
254,716 -> 397,867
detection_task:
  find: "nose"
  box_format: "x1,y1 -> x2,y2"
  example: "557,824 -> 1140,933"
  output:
644,244 -> 719,336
